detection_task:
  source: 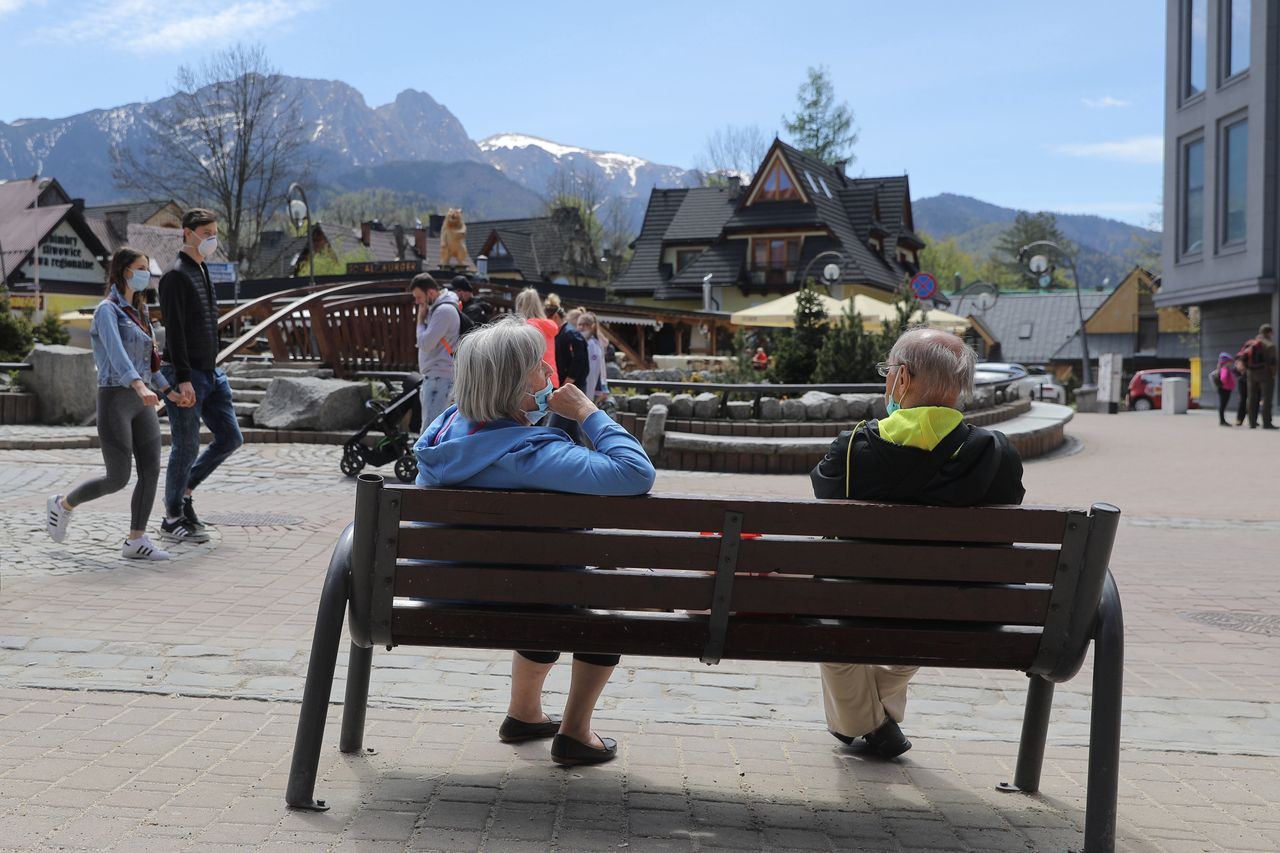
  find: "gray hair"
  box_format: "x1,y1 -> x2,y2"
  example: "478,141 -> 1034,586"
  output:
514,287 -> 544,321
453,315 -> 545,422
888,326 -> 976,406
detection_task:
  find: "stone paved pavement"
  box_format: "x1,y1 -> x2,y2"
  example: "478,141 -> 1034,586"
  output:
0,409 -> 1278,851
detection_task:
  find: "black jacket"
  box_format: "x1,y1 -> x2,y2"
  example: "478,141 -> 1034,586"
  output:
462,296 -> 495,326
555,324 -> 590,388
811,418 -> 1025,506
159,252 -> 219,383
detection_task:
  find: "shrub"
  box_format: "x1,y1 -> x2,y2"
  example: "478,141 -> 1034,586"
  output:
0,293 -> 36,363
32,312 -> 70,346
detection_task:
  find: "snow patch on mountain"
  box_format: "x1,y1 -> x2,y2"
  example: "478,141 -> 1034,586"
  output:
479,133 -> 650,186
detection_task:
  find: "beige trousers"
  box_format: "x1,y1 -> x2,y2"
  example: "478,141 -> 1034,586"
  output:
819,663 -> 918,738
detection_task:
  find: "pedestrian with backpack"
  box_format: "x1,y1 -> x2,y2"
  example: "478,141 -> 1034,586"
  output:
1239,324 -> 1277,429
1211,352 -> 1237,427
410,274 -> 461,430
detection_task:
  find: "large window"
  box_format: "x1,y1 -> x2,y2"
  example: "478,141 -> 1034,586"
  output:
675,248 -> 701,272
1225,0 -> 1250,79
1181,138 -> 1205,255
1185,0 -> 1206,98
757,160 -> 800,202
1222,119 -> 1248,245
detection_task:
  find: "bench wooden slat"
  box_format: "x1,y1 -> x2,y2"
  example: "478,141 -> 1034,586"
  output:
390,607 -> 1041,668
396,527 -> 1060,584
390,487 -> 1070,543
395,565 -> 1050,624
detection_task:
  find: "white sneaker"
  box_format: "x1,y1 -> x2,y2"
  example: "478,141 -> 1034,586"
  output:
46,495 -> 72,543
121,536 -> 170,561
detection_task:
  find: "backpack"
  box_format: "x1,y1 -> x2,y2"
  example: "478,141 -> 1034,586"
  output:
452,304 -> 475,338
1210,366 -> 1223,389
1238,338 -> 1265,370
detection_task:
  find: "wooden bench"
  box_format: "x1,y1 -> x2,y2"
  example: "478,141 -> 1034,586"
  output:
287,474 -> 1123,852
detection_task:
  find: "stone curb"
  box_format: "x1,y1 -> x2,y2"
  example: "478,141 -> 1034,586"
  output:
0,426 -> 352,451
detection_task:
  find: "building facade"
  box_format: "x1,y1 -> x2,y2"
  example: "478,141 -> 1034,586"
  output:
1161,0 -> 1279,406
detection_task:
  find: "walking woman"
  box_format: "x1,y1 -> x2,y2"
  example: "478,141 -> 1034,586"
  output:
1212,352 -> 1237,426
46,249 -> 190,560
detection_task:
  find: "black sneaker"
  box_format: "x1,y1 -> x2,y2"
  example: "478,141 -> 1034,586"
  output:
182,496 -> 206,530
160,517 -> 210,544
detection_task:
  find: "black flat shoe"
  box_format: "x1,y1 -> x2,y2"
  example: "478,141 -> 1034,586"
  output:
550,733 -> 617,766
498,714 -> 561,743
829,730 -> 855,745
862,717 -> 911,759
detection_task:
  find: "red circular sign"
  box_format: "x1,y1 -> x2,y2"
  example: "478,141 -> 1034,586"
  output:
910,272 -> 938,300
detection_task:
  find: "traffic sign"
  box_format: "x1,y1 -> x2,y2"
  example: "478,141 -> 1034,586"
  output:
909,272 -> 938,300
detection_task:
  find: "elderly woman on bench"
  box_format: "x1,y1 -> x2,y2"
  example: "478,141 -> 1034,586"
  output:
413,315 -> 656,766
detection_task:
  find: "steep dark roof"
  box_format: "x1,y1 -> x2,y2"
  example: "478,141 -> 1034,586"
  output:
618,140 -> 918,299
82,199 -> 178,226
251,230 -> 309,278
950,291 -> 1111,364
464,208 -> 602,281
612,188 -> 689,293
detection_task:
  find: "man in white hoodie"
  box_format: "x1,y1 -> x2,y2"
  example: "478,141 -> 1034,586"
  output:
410,273 -> 461,429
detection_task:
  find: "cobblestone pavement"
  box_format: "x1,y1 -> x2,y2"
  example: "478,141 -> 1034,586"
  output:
1,409 -> 1278,851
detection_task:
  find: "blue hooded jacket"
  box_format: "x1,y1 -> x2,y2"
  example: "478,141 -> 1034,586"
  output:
414,406 -> 656,496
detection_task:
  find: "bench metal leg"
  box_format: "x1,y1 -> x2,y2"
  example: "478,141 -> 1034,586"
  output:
285,524 -> 354,811
997,674 -> 1055,794
339,642 -> 373,753
1084,571 -> 1123,853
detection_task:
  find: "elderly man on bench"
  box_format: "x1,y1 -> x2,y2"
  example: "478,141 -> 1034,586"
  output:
810,327 -> 1026,758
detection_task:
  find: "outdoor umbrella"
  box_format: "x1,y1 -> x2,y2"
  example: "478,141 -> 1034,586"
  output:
728,291 -> 851,328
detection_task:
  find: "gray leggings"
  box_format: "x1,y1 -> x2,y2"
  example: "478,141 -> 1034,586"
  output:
67,387 -> 162,532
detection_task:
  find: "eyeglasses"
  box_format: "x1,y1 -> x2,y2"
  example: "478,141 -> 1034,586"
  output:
874,361 -> 910,378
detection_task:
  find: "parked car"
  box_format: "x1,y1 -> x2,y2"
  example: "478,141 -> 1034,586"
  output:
977,362 -> 1066,404
1127,368 -> 1199,411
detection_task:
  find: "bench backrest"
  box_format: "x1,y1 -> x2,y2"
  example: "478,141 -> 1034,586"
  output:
346,475 -> 1119,682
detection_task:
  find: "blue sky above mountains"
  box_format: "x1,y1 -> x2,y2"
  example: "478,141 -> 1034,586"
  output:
0,0 -> 1163,226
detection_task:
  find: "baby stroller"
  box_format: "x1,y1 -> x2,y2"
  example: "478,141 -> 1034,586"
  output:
340,373 -> 422,483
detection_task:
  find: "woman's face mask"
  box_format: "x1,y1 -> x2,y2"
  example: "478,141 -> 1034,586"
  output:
526,378 -> 554,423
126,268 -> 151,292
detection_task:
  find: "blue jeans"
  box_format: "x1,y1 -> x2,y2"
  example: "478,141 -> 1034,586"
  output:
162,367 -> 243,519
419,375 -> 454,430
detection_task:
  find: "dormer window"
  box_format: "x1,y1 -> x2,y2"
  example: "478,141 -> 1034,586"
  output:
758,160 -> 800,202
490,238 -> 509,258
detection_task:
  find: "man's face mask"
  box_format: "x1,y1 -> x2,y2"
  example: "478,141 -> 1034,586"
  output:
885,368 -> 905,416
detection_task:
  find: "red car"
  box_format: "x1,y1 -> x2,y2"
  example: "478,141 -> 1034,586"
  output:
1127,368 -> 1199,411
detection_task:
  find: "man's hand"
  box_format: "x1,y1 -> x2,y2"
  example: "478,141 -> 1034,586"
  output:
416,302 -> 428,325
548,382 -> 597,423
130,379 -> 158,407
178,382 -> 196,406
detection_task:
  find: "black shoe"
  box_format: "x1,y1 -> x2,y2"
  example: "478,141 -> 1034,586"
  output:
182,496 -> 206,530
550,733 -> 617,766
1219,421 -> 1230,427
861,718 -> 912,759
1264,424 -> 1279,430
160,517 -> 210,544
498,714 -> 561,743
830,730 -> 855,745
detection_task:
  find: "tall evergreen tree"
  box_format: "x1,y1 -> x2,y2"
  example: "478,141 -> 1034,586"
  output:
993,211 -> 1076,289
768,288 -> 828,384
782,66 -> 858,167
813,306 -> 880,383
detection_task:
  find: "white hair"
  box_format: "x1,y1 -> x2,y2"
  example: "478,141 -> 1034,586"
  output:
888,327 -> 977,405
453,315 -> 544,422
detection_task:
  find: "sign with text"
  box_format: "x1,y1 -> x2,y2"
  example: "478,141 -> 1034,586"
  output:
205,262 -> 238,284
19,221 -> 104,284
346,259 -> 422,275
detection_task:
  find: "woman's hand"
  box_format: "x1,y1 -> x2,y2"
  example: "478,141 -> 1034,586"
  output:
131,379 -> 159,407
548,381 -> 597,423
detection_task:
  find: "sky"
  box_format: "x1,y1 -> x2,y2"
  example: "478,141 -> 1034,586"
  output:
0,0 -> 1165,227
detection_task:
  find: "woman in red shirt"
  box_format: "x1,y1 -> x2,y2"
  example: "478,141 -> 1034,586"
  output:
514,287 -> 559,387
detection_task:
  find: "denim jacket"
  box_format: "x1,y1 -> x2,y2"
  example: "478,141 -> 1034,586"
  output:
90,288 -> 170,393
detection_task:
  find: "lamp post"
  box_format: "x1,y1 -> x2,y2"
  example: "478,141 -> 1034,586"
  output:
287,182 -> 315,288
799,250 -> 846,296
1019,240 -> 1093,387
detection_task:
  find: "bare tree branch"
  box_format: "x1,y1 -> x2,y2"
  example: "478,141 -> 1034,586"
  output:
110,43 -> 316,269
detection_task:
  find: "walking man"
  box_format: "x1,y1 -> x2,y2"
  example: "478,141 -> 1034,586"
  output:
158,208 -> 243,543
412,273 -> 460,429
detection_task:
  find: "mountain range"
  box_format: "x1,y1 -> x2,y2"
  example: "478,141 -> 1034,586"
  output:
0,75 -> 1156,279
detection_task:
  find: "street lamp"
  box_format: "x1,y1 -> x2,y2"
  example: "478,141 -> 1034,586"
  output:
799,250 -> 846,295
287,182 -> 315,288
1019,240 -> 1093,387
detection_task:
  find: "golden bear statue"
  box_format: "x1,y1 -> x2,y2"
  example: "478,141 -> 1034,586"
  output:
440,208 -> 470,267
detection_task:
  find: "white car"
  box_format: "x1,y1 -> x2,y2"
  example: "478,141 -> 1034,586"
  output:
977,362 -> 1066,404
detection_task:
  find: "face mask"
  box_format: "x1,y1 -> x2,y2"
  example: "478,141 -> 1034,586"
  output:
127,269 -> 151,291
527,378 -> 554,423
197,235 -> 218,259
885,370 -> 903,416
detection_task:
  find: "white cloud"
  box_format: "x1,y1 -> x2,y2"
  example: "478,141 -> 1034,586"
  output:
1082,96 -> 1131,109
1053,136 -> 1163,165
0,0 -> 38,15
34,0 -> 320,51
